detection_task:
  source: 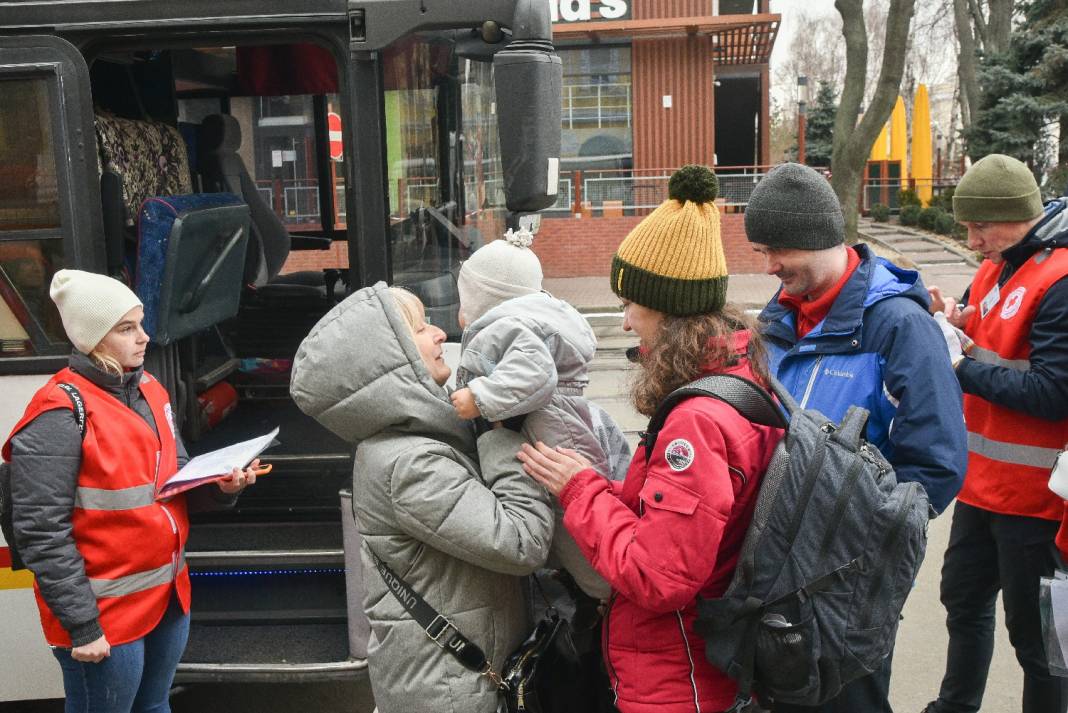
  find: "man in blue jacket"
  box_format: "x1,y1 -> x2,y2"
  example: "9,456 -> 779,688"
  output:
745,163 -> 969,713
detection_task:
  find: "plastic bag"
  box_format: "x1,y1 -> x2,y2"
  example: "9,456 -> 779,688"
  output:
1039,570 -> 1068,677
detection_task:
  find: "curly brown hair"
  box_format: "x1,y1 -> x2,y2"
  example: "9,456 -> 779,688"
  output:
630,305 -> 771,416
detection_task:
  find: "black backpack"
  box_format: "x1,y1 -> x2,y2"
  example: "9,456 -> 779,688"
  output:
640,373 -> 929,707
0,383 -> 86,571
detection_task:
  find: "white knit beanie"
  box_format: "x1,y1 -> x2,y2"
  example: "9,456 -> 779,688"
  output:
457,228 -> 544,324
49,269 -> 143,354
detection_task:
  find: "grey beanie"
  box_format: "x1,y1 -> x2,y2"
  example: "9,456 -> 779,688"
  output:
745,163 -> 845,250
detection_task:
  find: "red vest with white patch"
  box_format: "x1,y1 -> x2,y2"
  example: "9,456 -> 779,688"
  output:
958,248 -> 1068,520
2,368 -> 190,646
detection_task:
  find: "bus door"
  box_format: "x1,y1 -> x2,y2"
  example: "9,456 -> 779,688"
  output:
0,34 -> 101,703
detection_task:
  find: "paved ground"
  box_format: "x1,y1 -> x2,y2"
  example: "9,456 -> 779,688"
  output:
9,222 -> 1017,713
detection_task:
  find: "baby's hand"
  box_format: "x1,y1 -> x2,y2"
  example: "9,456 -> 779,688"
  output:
450,388 -> 482,420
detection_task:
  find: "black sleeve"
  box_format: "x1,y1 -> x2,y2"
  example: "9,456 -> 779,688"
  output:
956,276 -> 1068,420
10,409 -> 103,646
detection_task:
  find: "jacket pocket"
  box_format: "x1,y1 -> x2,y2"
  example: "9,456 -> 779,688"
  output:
638,477 -> 700,516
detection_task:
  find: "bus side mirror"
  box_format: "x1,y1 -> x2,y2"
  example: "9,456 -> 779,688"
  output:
493,40 -> 562,213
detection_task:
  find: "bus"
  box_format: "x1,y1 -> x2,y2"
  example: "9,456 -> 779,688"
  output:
0,0 -> 561,702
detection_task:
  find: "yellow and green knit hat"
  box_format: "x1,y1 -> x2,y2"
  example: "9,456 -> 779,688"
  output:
610,165 -> 727,316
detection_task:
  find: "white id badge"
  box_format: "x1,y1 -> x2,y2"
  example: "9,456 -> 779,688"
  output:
1051,449 -> 1068,500
980,283 -> 1001,319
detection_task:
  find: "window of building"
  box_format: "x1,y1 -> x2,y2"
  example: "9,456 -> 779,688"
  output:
0,78 -> 69,358
718,0 -> 759,14
559,46 -> 633,172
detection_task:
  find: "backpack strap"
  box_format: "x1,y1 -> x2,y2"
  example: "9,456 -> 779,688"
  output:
55,383 -> 87,438
641,374 -> 788,463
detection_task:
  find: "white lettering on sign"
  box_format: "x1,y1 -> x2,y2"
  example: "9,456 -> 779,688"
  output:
600,0 -> 628,19
550,0 -> 629,22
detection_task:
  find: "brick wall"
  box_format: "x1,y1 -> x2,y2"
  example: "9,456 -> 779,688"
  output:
279,241 -> 349,274
533,212 -> 764,277
279,213 -> 766,277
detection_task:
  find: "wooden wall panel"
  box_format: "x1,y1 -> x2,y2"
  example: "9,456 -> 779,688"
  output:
633,0 -> 712,19
632,36 -> 716,169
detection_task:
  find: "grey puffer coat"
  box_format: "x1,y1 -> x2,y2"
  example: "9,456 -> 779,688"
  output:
290,283 -> 553,713
457,292 -> 630,599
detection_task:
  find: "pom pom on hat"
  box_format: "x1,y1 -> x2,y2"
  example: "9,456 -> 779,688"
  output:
49,269 -> 143,354
668,164 -> 719,204
457,229 -> 544,324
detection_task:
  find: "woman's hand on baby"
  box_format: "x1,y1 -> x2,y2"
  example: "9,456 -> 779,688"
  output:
517,442 -> 592,496
218,458 -> 260,495
450,388 -> 482,419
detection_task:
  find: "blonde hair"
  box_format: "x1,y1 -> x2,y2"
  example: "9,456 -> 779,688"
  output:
89,346 -> 124,377
389,287 -> 425,334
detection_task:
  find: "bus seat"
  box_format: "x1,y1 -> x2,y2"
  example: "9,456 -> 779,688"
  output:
135,193 -> 250,346
95,112 -> 195,278
197,114 -> 291,287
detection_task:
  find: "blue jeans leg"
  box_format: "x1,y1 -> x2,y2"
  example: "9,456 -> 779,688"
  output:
51,596 -> 190,713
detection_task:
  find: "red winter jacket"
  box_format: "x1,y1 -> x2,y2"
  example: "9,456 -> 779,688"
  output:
559,333 -> 783,713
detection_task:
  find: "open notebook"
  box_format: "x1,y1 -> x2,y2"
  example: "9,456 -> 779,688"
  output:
157,427 -> 278,499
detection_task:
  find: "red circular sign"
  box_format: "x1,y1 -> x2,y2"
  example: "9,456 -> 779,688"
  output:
328,112 -> 343,161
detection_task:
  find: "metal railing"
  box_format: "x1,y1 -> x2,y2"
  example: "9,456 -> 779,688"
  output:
862,178 -> 959,212
282,179 -> 320,222
548,166 -> 789,216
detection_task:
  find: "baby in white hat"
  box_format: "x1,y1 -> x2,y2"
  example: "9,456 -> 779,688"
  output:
448,228 -> 630,598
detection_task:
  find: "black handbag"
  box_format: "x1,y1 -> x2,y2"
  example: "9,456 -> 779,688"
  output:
368,547 -> 583,712
501,603 -> 578,713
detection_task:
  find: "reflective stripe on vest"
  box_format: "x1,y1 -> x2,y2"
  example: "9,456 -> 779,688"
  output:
4,368 -> 190,647
74,484 -> 157,510
88,551 -> 186,599
969,345 -> 1030,372
968,431 -> 1062,470
957,247 -> 1068,520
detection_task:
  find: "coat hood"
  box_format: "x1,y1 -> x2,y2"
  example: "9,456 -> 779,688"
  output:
290,282 -> 472,452
462,291 -> 597,385
1005,199 -> 1068,263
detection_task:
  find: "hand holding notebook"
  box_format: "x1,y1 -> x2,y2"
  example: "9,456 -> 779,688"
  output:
157,427 -> 278,499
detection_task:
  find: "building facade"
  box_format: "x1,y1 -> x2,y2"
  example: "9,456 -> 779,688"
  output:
534,0 -> 779,277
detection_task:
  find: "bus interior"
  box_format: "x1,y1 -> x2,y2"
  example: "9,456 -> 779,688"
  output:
2,32 -> 512,676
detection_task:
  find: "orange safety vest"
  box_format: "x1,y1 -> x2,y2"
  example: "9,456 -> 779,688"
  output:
2,368 -> 190,647
958,247 -> 1068,520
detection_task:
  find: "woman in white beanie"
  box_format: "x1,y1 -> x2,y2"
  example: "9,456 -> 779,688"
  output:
2,269 -> 258,713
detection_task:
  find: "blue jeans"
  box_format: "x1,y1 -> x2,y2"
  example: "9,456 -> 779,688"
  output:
51,596 -> 190,713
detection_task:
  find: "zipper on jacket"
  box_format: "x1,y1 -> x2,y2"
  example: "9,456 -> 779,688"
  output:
602,593 -> 621,704
800,356 -> 824,409
675,610 -> 702,713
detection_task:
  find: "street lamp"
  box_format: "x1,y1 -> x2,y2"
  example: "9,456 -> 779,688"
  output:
797,75 -> 809,165
935,129 -> 944,181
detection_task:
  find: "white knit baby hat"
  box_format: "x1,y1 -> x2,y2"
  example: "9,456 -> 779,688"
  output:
457,228 -> 544,324
49,269 -> 143,353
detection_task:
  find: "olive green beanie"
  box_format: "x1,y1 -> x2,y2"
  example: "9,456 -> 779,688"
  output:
953,154 -> 1043,223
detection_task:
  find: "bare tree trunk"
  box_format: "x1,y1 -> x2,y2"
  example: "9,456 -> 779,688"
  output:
1060,114 -> 1068,170
831,0 -> 917,241
986,0 -> 1014,53
954,0 -> 979,132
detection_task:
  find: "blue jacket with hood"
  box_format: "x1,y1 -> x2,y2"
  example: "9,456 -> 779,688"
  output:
758,243 -> 968,514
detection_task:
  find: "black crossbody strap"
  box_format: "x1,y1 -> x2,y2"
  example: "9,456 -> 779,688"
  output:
367,547 -> 506,690
56,383 -> 86,438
